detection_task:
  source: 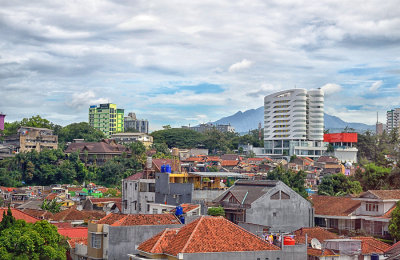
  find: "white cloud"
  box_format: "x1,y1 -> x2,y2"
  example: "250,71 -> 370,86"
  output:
397,83 -> 400,90
68,91 -> 108,110
228,59 -> 253,72
321,83 -> 342,96
370,80 -> 383,92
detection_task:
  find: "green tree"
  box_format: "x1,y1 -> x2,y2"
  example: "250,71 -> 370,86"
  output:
267,166 -> 308,198
57,122 -> 105,143
151,128 -> 203,148
40,199 -> 61,214
389,201 -> 400,241
354,163 -> 391,190
318,174 -> 362,196
103,188 -> 121,197
207,206 -> 225,216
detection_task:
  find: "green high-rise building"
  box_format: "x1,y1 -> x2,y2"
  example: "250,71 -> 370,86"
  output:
89,103 -> 124,137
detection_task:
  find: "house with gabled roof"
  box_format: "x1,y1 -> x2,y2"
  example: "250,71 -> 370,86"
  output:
81,213 -> 183,260
213,180 -> 313,232
312,190 -> 400,237
129,216 -> 306,260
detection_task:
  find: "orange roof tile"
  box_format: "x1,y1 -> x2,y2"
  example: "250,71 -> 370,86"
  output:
310,195 -> 360,216
58,227 -> 88,239
138,216 -> 279,256
363,190 -> 400,200
68,237 -> 88,249
22,209 -> 53,220
351,237 -> 391,255
89,197 -> 121,204
52,208 -> 105,222
0,208 -> 39,223
221,160 -> 239,167
294,227 -> 339,244
184,157 -> 205,162
97,213 -> 180,226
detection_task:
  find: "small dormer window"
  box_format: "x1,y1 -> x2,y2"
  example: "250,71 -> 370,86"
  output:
366,202 -> 379,212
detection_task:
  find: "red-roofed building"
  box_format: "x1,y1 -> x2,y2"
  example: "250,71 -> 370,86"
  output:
132,216 -> 306,260
312,192 -> 400,237
58,227 -> 89,260
84,213 -> 183,260
0,207 -> 39,223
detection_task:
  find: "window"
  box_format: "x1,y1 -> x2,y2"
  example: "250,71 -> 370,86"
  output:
123,200 -> 127,209
365,202 -> 379,212
90,233 -> 101,249
270,191 -> 280,200
281,191 -> 290,199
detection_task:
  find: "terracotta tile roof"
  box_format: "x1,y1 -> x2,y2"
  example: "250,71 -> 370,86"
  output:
67,187 -> 83,192
383,205 -> 397,219
385,240 -> 400,254
362,190 -> 400,200
317,156 -> 339,163
65,140 -> 129,154
0,208 -> 39,223
310,195 -> 360,216
52,208 -> 106,222
52,222 -> 73,228
307,248 -> 338,257
206,156 -> 220,162
170,204 -> 200,214
221,160 -> 239,167
46,193 -> 58,200
351,237 -> 391,255
152,159 -> 173,172
68,237 -> 87,249
184,157 -> 205,162
97,213 -> 180,226
58,227 -> 88,239
138,216 -> 279,256
124,172 -> 145,180
221,154 -> 240,161
22,209 -> 53,220
294,227 -> 339,244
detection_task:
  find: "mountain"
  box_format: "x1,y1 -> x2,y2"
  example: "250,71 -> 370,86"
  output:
211,106 -> 375,133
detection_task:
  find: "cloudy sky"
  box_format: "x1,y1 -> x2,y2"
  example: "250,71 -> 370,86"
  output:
1,0 -> 400,130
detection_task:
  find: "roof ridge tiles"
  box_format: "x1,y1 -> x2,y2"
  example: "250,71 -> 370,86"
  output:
180,216 -> 204,253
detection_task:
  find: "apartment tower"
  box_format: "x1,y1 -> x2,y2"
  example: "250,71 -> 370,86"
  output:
89,103 -> 124,137
386,108 -> 400,133
264,89 -> 326,158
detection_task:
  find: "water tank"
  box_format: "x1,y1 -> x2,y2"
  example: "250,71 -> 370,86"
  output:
172,148 -> 179,156
146,157 -> 152,169
161,164 -> 166,173
175,205 -> 183,216
283,237 -> 296,246
371,254 -> 379,260
179,216 -> 185,224
166,164 -> 172,173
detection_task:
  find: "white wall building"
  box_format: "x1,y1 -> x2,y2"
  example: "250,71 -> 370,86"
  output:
121,177 -> 155,214
386,108 -> 400,133
264,89 -> 326,158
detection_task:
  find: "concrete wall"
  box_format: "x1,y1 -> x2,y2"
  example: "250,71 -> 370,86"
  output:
104,224 -> 183,260
246,182 -> 314,232
180,244 -> 306,260
122,179 -> 155,214
155,172 -> 193,206
192,189 -> 224,202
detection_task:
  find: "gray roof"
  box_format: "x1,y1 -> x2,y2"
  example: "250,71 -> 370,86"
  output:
16,200 -> 44,210
214,180 -> 279,205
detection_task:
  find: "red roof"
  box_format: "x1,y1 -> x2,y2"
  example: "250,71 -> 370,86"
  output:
58,227 -> 88,239
89,197 -> 121,204
137,216 -> 279,256
52,208 -> 106,222
124,172 -> 145,180
0,208 -> 39,223
97,213 -> 180,226
351,237 -> 391,255
22,209 -> 53,220
152,159 -> 173,172
206,156 -> 220,162
221,160 -> 239,167
294,227 -> 339,244
310,195 -> 360,216
324,133 -> 358,143
362,190 -> 400,200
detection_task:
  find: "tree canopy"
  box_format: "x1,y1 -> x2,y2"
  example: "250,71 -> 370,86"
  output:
318,174 -> 362,196
57,122 -> 105,143
0,209 -> 67,260
389,201 -> 400,241
266,165 -> 308,198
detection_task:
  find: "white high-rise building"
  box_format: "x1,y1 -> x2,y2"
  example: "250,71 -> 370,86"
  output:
264,88 -> 326,158
386,108 -> 400,133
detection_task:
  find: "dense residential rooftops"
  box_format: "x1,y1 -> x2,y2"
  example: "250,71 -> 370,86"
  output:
307,248 -> 338,257
310,195 -> 361,216
97,213 -> 181,226
137,216 -> 279,256
188,172 -> 247,178
221,160 -> 239,167
51,208 -> 106,222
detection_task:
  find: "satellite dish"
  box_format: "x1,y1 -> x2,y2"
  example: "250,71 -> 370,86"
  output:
311,238 -> 322,250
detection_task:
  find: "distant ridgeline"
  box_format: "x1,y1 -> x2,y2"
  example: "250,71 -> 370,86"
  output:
210,106 -> 375,134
